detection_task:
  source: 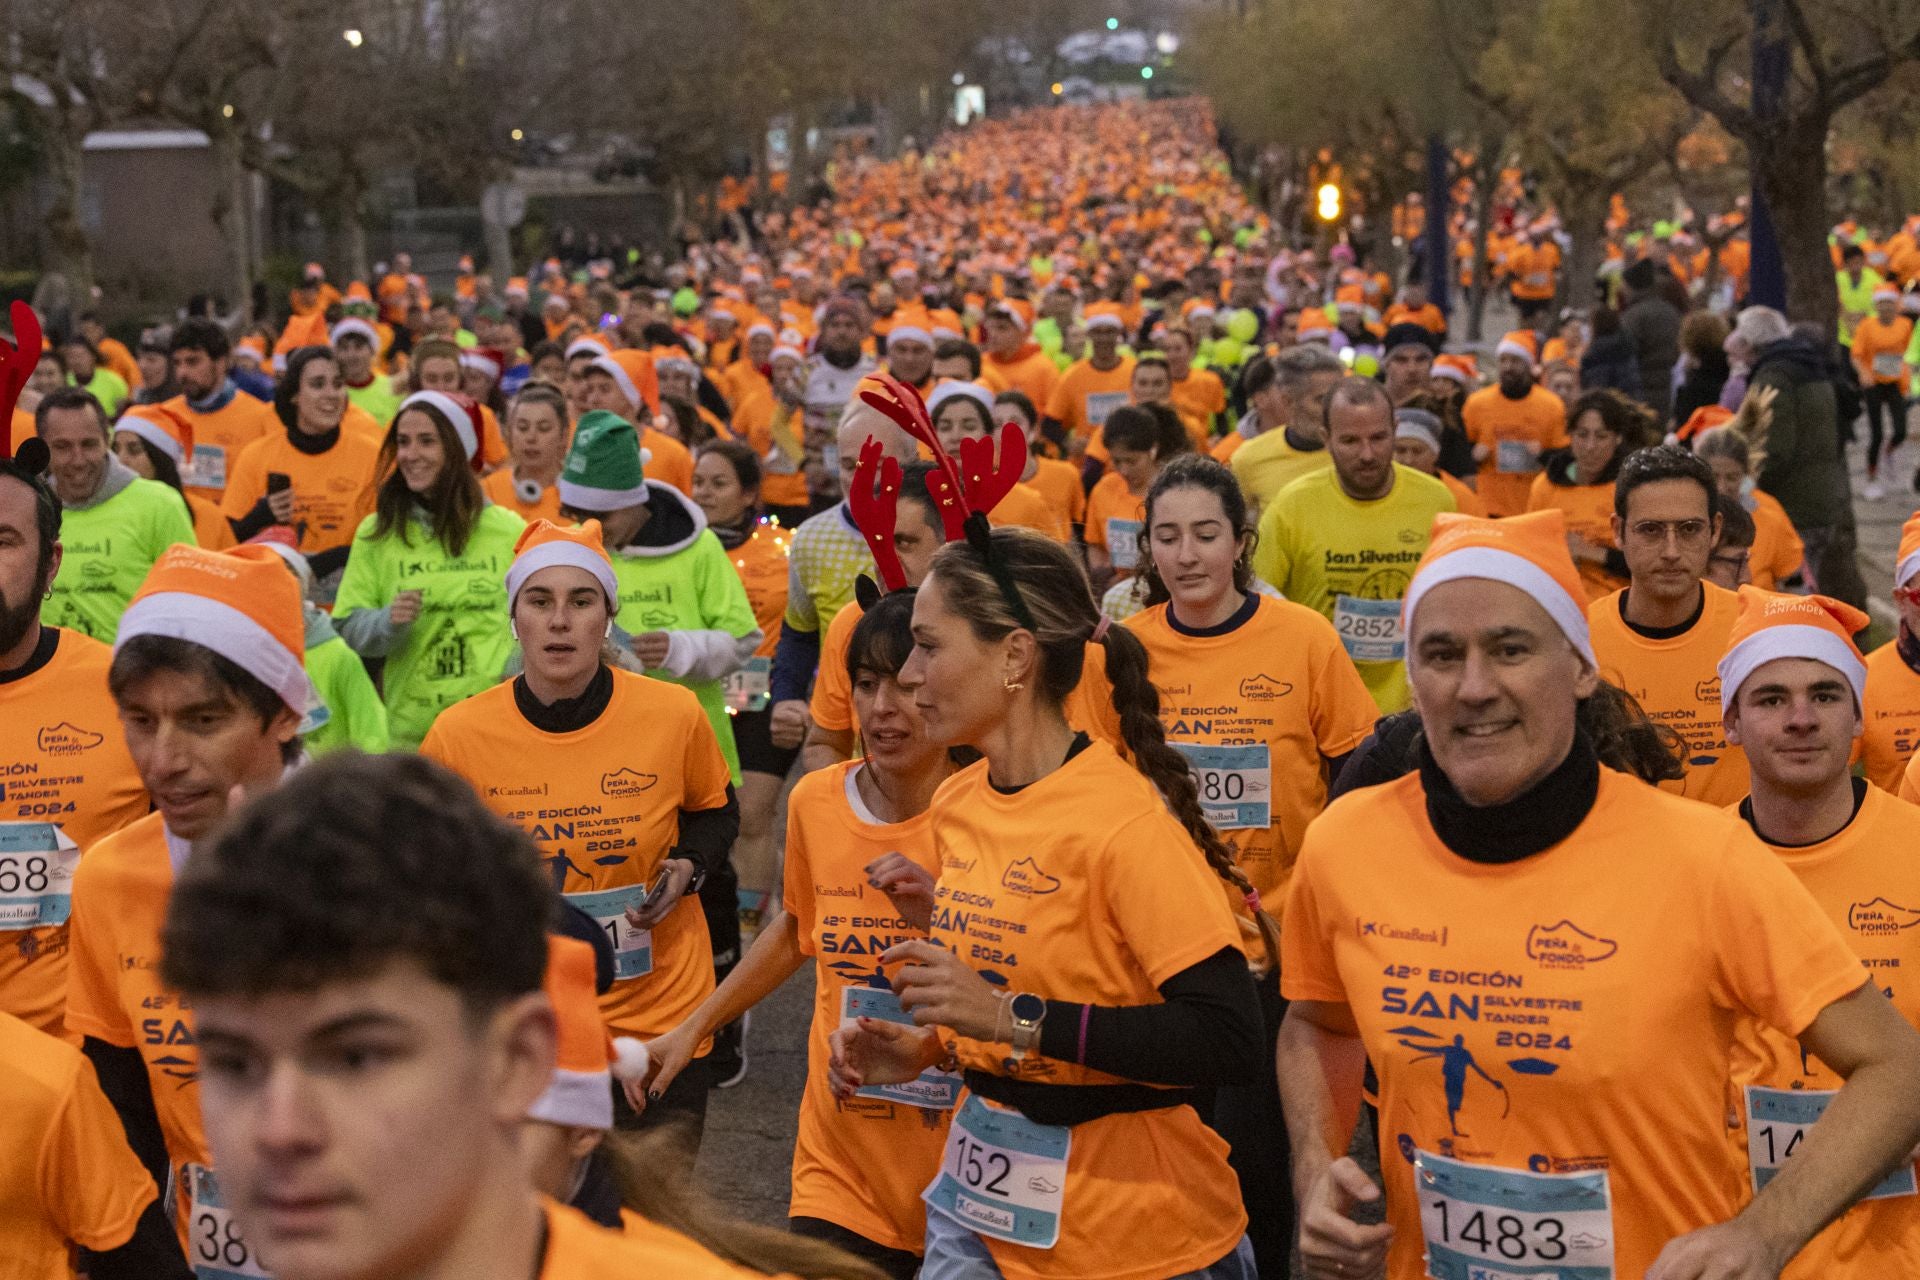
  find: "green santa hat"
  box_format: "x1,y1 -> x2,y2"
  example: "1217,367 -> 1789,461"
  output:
559,410 -> 650,512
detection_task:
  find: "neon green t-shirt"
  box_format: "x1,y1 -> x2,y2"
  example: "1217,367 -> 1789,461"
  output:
302,634 -> 390,755
609,531 -> 758,784
345,379 -> 402,431
1251,465 -> 1457,713
43,478 -> 197,642
333,504 -> 526,748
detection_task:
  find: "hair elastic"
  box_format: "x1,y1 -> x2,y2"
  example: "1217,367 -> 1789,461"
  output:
1244,889 -> 1263,915
1076,1002 -> 1093,1065
1091,617 -> 1112,643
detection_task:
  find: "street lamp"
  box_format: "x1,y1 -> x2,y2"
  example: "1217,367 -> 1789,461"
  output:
1106,16 -> 1119,29
1316,183 -> 1342,222
343,28 -> 363,47
1051,82 -> 1064,96
1140,66 -> 1154,80
510,128 -> 524,142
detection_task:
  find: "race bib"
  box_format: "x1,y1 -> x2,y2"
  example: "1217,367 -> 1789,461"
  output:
567,883 -> 654,979
1497,439 -> 1540,475
1524,271 -> 1550,289
724,656 -> 772,714
186,1165 -> 271,1279
0,823 -> 80,930
1417,1149 -> 1615,1280
840,985 -> 961,1110
1105,517 -> 1143,572
1334,594 -> 1405,663
184,444 -> 228,491
1084,390 -> 1130,428
1169,742 -> 1270,830
926,1095 -> 1070,1249
1746,1086 -> 1917,1200
1874,353 -> 1905,379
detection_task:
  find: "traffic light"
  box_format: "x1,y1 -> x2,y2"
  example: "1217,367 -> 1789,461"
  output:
1316,183 -> 1341,222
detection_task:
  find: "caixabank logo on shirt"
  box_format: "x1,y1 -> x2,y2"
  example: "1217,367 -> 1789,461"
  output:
1524,920 -> 1617,969
36,722 -> 104,755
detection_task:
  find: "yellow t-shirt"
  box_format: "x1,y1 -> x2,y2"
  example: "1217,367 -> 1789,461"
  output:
1587,583 -> 1750,807
1228,427 -> 1334,512
782,761 -> 951,1251
1864,639 -> 1920,792
420,671 -> 732,1042
1251,465 -> 1457,713
0,629 -> 149,1036
1727,783 -> 1920,1278
1079,595 -> 1377,916
926,743 -> 1249,1280
0,1009 -> 157,1270
221,429 -> 382,556
1461,384 -> 1568,517
1282,767 -> 1866,1280
1043,357 -> 1136,441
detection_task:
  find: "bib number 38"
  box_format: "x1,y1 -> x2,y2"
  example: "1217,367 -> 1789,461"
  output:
1416,1149 -> 1615,1280
187,1165 -> 271,1279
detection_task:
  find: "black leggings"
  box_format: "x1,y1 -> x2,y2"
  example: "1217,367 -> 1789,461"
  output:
1208,969 -> 1293,1280
1864,383 -> 1908,469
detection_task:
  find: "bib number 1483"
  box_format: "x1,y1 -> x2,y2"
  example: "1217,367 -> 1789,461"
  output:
1416,1148 -> 1615,1280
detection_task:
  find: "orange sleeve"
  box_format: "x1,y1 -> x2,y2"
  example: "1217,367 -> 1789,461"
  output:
480,406 -> 509,468
808,606 -> 856,733
779,785 -> 818,953
220,437 -> 269,520
1706,832 -> 1868,1037
1901,752 -> 1920,806
1099,808 -> 1241,986
40,1050 -> 158,1249
1278,822 -> 1351,1004
1083,482 -> 1112,549
1461,396 -> 1489,446
62,859 -> 134,1047
680,700 -> 733,811
1069,636 -> 1123,747
1524,472 -> 1554,512
1308,620 -> 1380,757
1044,369 -> 1075,424
1542,395 -> 1568,449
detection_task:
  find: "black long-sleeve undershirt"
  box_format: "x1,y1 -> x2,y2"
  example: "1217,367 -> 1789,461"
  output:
82,1039 -> 169,1202
1030,946 -> 1262,1088
82,1198 -> 193,1280
672,785 -> 740,881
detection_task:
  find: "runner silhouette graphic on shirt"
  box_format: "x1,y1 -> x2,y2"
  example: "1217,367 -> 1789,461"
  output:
1408,1034 -> 1507,1136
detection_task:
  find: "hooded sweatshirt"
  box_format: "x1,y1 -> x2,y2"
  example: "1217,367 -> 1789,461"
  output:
1747,338 -> 1850,531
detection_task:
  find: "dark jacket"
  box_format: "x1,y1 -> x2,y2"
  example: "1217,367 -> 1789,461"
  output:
1579,332 -> 1641,399
1671,350 -> 1729,428
1619,292 -> 1682,418
1747,338 -> 1852,533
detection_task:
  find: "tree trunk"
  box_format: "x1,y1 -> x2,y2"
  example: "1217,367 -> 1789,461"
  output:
329,172 -> 370,285
1753,117 -> 1835,337
39,120 -> 95,325
1467,168 -> 1497,343
1559,184 -> 1610,316
209,124 -> 255,323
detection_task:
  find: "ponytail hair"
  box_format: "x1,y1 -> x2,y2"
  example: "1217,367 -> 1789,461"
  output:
927,528 -> 1282,966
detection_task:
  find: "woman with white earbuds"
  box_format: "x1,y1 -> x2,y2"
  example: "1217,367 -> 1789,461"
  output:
422,518 -> 741,1146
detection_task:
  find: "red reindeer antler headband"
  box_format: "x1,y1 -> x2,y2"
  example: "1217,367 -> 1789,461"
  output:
0,302 -> 46,473
848,373 -> 1034,625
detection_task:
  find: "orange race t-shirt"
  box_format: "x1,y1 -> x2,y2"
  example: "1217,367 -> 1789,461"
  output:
542,1198 -> 754,1278
642,425 -> 694,496
1747,491 -> 1804,592
0,1010 -> 157,1269
782,761 -> 952,1252
1043,358 -> 1135,441
482,467 -> 564,524
925,743 -> 1249,1280
1526,473 -> 1626,601
981,348 -> 1060,413
1083,472 -> 1146,576
221,429 -> 382,557
1169,368 -> 1228,440
186,492 -> 234,550
1462,384 -> 1567,517
420,671 -> 731,1042
1864,639 -> 1920,792
1282,768 -> 1866,1280
1024,457 -> 1087,533
988,481 -> 1065,542
64,813 -> 211,1236
1079,595 -> 1377,918
809,599 -> 863,735
724,521 -> 791,662
0,629 -> 149,1036
163,391 -> 279,501
1588,582 -> 1750,806
730,390 -> 808,511
1724,783 -> 1920,1278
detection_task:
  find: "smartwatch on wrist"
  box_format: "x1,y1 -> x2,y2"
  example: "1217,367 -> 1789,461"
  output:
1009,992 -> 1046,1060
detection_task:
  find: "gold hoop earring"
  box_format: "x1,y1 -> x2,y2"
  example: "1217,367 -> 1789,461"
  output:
1003,677 -> 1025,693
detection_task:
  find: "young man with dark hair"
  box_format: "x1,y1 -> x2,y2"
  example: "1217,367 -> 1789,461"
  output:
1587,443 -> 1749,805
163,318 -> 279,501
64,544 -> 313,1271
160,752 -> 746,1279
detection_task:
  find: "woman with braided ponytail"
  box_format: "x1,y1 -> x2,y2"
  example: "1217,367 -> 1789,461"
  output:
828,525 -> 1265,1280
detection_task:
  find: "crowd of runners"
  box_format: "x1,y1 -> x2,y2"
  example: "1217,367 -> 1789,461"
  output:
3,95 -> 1920,1280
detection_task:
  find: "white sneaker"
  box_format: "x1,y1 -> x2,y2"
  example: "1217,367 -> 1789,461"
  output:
1865,480 -> 1886,501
